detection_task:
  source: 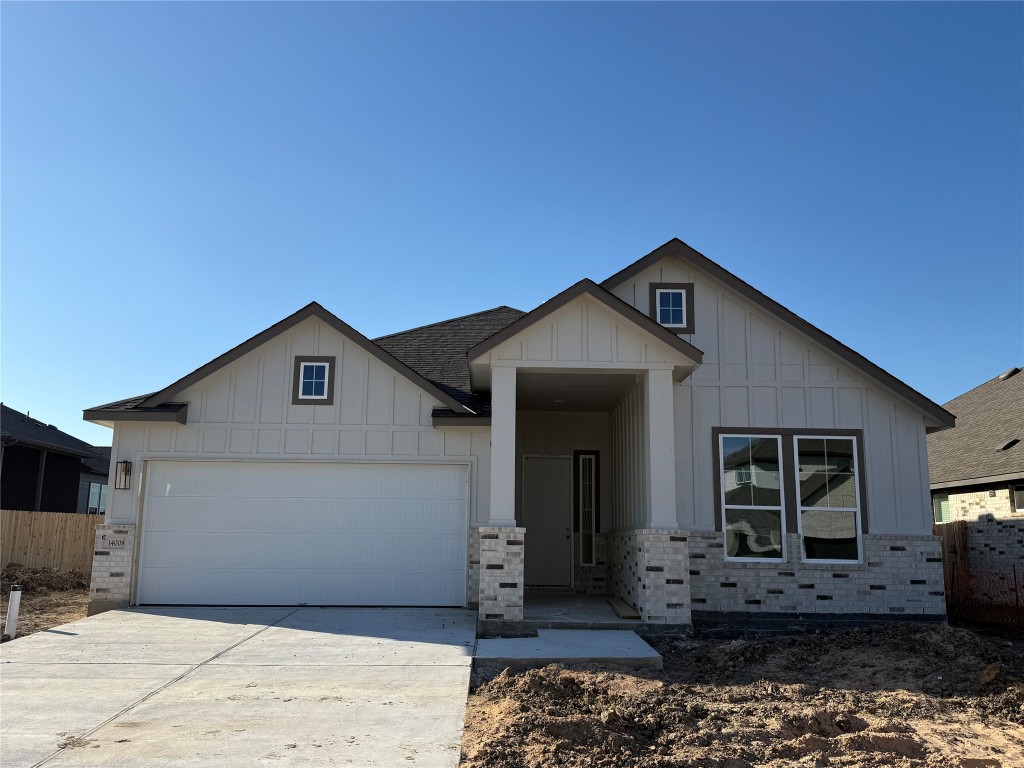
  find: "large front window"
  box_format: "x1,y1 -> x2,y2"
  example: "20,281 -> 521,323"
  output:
720,435 -> 784,561
795,437 -> 862,562
717,430 -> 865,563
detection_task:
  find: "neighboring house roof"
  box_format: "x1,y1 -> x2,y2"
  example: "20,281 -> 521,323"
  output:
927,366 -> 1024,489
374,306 -> 525,413
84,302 -> 484,422
83,446 -> 111,476
1,403 -> 99,458
602,238 -> 955,431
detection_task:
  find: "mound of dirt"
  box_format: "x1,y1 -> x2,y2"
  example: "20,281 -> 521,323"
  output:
1,563 -> 89,595
462,623 -> 1024,768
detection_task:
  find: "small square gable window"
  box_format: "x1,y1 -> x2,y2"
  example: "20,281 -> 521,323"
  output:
292,356 -> 336,405
301,363 -> 328,398
648,283 -> 694,334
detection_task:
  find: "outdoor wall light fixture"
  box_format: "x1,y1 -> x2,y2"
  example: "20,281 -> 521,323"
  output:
115,461 -> 133,490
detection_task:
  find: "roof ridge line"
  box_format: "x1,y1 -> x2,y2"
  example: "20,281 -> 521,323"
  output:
373,305 -> 525,341
942,366 -> 1024,408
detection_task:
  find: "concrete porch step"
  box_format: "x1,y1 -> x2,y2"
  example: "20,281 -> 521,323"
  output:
474,629 -> 663,670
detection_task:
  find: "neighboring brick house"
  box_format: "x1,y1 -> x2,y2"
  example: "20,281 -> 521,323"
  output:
84,238 -> 954,627
927,367 -> 1024,522
1,403 -> 111,514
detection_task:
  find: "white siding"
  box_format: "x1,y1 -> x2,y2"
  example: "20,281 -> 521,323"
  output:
484,295 -> 685,370
106,317 -> 490,527
611,258 -> 933,535
610,379 -> 647,531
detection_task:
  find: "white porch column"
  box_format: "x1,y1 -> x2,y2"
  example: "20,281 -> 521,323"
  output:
645,368 -> 677,528
487,365 -> 517,526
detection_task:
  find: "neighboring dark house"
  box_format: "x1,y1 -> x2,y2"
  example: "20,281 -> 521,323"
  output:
1,404 -> 111,514
79,446 -> 111,515
927,366 -> 1024,522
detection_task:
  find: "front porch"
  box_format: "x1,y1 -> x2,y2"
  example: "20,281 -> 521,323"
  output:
464,282 -> 704,628
468,368 -> 696,628
477,591 -> 693,636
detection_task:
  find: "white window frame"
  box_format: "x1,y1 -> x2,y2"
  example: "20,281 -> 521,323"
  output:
578,453 -> 597,566
719,433 -> 787,563
793,434 -> 864,564
1013,484 -> 1024,514
88,482 -> 108,515
298,361 -> 330,401
932,492 -> 951,523
655,288 -> 688,329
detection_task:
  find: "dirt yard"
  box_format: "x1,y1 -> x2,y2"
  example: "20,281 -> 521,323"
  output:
1,563 -> 90,642
462,623 -> 1024,768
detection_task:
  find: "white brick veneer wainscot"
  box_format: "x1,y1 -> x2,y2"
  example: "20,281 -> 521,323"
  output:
687,532 -> 946,616
88,524 -> 135,614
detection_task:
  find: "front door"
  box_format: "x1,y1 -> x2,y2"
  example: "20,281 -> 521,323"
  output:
522,456 -> 572,587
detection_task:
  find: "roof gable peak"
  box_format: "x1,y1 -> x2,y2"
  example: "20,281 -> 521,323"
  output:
134,302 -> 473,414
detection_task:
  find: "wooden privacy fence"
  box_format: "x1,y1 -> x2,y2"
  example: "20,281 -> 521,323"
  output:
0,510 -> 101,575
935,520 -> 1023,627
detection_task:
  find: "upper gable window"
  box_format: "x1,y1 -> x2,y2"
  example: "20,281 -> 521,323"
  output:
648,282 -> 694,333
301,363 -> 328,398
292,356 -> 336,405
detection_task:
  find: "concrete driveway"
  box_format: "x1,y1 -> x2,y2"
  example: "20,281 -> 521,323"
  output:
0,607 -> 477,767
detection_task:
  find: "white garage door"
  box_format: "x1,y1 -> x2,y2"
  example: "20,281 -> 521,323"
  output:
138,461 -> 469,606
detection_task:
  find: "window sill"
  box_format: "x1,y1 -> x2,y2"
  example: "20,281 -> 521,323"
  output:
722,559 -> 866,571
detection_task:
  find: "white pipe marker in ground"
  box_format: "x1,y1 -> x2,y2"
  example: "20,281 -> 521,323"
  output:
5,585 -> 22,640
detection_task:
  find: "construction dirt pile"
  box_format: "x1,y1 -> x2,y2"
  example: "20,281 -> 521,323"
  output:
462,623 -> 1024,768
1,563 -> 90,595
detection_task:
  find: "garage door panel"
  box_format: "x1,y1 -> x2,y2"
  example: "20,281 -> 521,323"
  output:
138,462 -> 468,606
139,568 -> 466,606
144,497 -> 466,534
142,527 -> 466,565
149,463 -> 467,501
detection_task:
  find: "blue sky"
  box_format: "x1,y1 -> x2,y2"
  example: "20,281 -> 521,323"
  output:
2,2 -> 1021,445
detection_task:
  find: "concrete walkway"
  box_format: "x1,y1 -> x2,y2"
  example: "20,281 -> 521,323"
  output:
475,629 -> 663,669
0,607 -> 477,768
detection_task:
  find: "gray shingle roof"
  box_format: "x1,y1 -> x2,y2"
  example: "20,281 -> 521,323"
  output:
1,403 -> 109,461
927,367 -> 1024,487
85,394 -> 187,415
374,306 -> 525,413
83,446 -> 110,476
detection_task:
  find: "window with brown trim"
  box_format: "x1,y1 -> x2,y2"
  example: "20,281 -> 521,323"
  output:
712,427 -> 868,564
291,356 -> 336,405
648,282 -> 694,334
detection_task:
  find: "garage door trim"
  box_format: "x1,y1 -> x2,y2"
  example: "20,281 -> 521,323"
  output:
134,460 -> 473,610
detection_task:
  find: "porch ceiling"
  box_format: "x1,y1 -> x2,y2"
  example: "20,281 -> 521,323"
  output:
516,372 -> 637,411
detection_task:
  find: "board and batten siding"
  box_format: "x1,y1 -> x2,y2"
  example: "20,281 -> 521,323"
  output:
610,257 -> 934,535
486,295 -> 679,369
106,316 -> 490,526
609,379 -> 648,532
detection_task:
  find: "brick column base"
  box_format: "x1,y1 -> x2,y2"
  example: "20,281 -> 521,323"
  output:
477,526 -> 525,622
88,524 -> 135,615
608,529 -> 691,624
